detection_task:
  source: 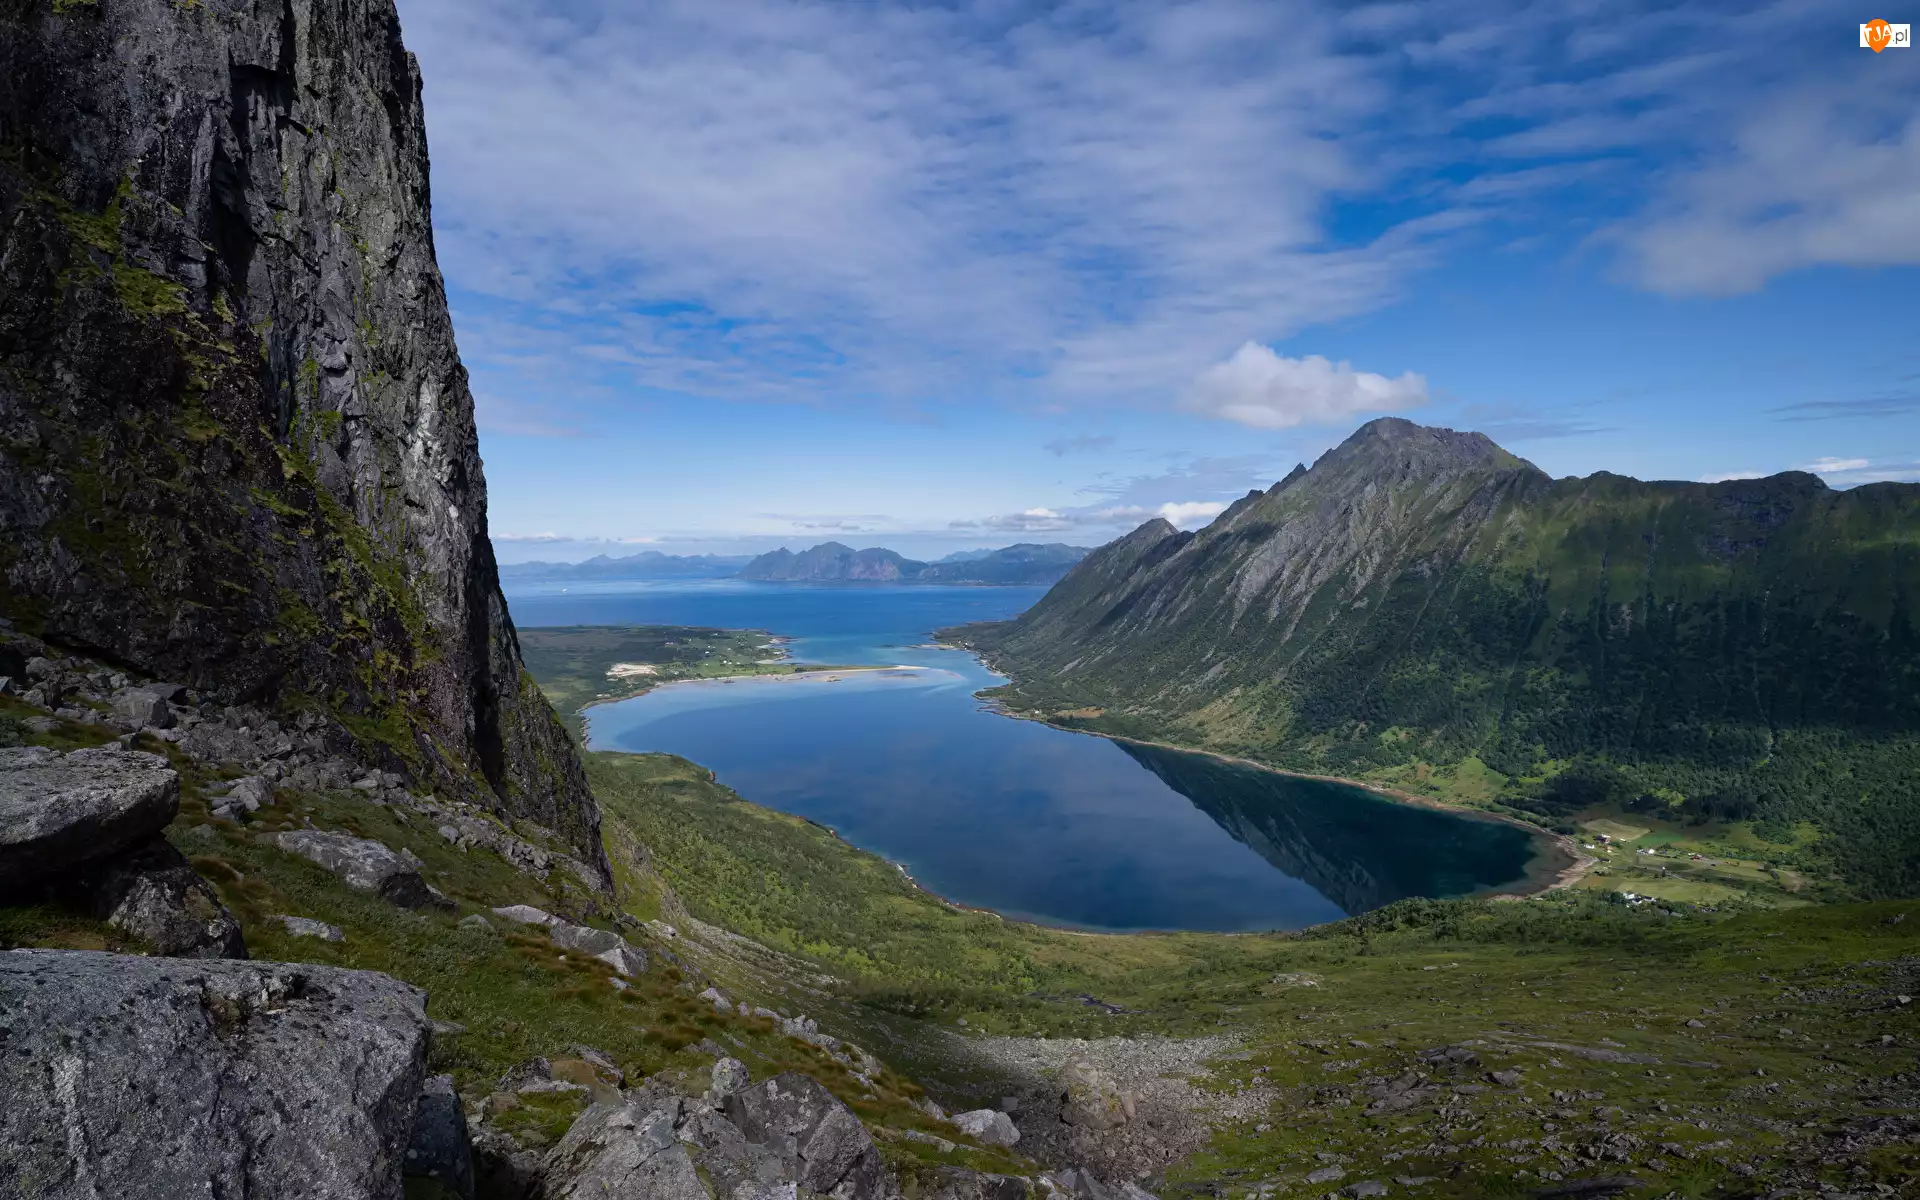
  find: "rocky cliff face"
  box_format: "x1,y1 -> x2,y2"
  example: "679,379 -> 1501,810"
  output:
0,0 -> 602,867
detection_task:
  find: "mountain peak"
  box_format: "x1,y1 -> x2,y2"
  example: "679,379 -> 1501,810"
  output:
1315,418 -> 1541,480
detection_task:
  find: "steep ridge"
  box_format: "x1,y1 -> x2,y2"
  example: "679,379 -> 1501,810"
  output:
959,418 -> 1920,894
0,0 -> 600,865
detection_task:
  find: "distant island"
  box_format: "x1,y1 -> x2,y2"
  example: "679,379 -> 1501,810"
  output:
500,542 -> 1093,585
739,541 -> 1092,584
498,551 -> 755,580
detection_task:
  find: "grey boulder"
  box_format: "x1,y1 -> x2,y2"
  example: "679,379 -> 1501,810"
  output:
0,746 -> 179,890
274,830 -> 444,908
951,1108 -> 1021,1147
115,688 -> 175,730
81,838 -> 248,958
0,950 -> 430,1198
492,904 -> 559,926
275,914 -> 347,942
406,1075 -> 476,1200
544,1104 -> 710,1200
1059,1061 -> 1133,1130
551,920 -> 648,977
226,776 -> 275,812
728,1072 -> 889,1200
709,1056 -> 751,1107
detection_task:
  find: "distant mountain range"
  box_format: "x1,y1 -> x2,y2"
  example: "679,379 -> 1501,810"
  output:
953,417 -> 1920,898
740,542 -> 1093,584
498,551 -> 755,580
500,542 -> 1094,585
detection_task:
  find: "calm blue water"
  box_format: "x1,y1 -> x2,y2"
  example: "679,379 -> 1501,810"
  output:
507,580 -> 1539,933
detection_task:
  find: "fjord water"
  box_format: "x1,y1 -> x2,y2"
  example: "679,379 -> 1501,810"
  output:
506,581 -> 1539,932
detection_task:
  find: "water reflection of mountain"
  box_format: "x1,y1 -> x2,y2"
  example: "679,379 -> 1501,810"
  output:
1116,742 -> 1535,916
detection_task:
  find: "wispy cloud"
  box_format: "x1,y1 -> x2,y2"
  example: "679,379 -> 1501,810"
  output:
1044,435 -> 1117,457
1770,392 -> 1920,422
398,0 -> 1915,420
1698,471 -> 1765,484
1456,402 -> 1612,442
1185,345 -> 1426,430
492,531 -> 573,543
1610,77 -> 1920,296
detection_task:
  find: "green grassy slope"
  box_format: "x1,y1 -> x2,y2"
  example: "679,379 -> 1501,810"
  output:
586,747 -> 1920,1198
952,420 -> 1920,897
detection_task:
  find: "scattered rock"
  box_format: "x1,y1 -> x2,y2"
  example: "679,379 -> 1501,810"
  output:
499,1058 -> 555,1092
492,904 -> 559,927
574,1045 -> 626,1088
0,746 -> 179,890
460,914 -> 494,932
544,1105 -> 710,1200
115,688 -> 175,730
728,1072 -> 890,1200
1345,1183 -> 1389,1199
1061,1060 -> 1134,1130
710,1057 -> 751,1107
1488,1070 -> 1524,1087
273,830 -> 445,909
1307,1165 -> 1347,1185
1685,1019 -> 1706,1028
82,838 -> 248,958
951,1108 -> 1022,1147
274,914 -> 347,943
550,921 -> 648,977
227,776 -> 275,813
0,950 -> 429,1197
918,1166 -> 1031,1200
407,1074 -> 476,1200
1050,1166 -> 1160,1200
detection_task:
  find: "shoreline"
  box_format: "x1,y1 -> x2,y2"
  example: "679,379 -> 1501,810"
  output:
987,709 -> 1595,899
943,639 -> 1595,900
574,629 -> 1591,926
576,663 -> 936,742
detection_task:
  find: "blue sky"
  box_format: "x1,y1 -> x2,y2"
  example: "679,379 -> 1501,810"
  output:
392,0 -> 1920,562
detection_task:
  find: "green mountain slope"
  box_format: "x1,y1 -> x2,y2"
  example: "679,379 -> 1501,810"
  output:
954,419 -> 1920,896
916,543 -> 1091,584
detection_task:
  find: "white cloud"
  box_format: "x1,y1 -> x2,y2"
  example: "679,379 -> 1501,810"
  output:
962,499 -> 1226,534
1612,80 -> 1920,295
1185,344 -> 1426,429
1150,501 -> 1227,528
1803,457 -> 1871,474
1698,471 -> 1764,483
493,531 -> 572,543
